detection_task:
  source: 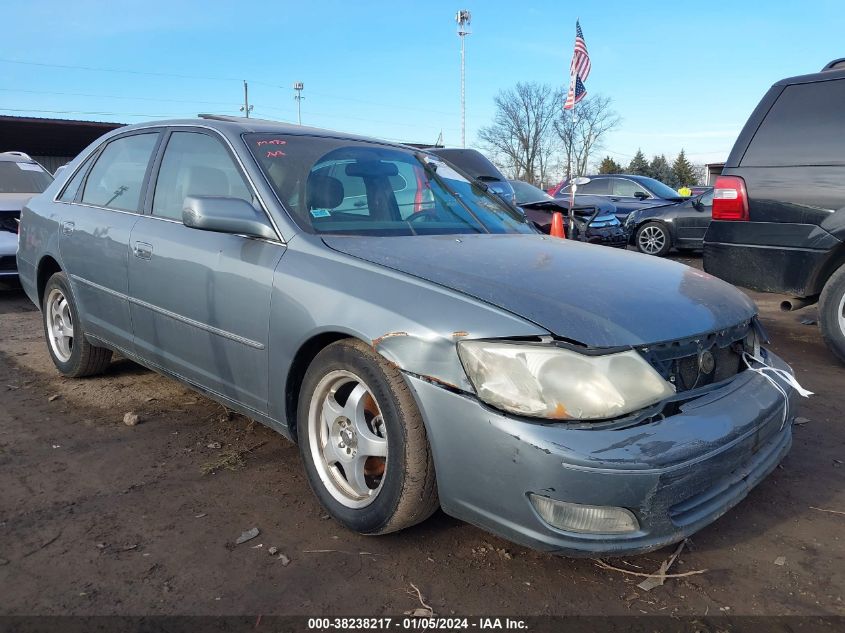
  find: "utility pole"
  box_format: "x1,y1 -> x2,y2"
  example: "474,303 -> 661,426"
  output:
293,81 -> 304,125
455,9 -> 471,148
240,80 -> 253,118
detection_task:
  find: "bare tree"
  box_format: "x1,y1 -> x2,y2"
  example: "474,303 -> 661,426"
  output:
554,95 -> 620,179
477,82 -> 561,184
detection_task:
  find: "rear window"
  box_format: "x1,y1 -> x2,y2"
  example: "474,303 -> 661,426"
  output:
0,161 -> 53,194
742,79 -> 845,167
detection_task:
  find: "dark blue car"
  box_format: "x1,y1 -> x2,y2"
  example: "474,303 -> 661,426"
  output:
552,174 -> 685,223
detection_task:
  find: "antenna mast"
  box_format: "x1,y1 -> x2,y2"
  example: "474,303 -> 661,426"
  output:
293,81 -> 304,125
455,9 -> 471,148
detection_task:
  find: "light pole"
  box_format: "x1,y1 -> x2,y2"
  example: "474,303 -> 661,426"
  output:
240,80 -> 253,118
293,81 -> 304,125
455,9 -> 471,148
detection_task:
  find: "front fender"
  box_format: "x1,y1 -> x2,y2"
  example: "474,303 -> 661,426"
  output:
267,235 -> 549,428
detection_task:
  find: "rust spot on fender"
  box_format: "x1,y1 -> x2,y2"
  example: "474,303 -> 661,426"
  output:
452,331 -> 469,338
371,331 -> 409,349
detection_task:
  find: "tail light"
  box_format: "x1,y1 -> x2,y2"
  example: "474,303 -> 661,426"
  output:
712,175 -> 749,221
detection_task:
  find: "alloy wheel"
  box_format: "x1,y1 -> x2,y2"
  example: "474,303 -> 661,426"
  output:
46,288 -> 74,362
307,370 -> 388,508
838,292 -> 845,336
638,225 -> 667,255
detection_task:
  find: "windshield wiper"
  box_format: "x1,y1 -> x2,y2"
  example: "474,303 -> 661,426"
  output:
413,152 -> 489,233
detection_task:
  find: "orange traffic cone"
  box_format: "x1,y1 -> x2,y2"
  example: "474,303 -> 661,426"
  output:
550,211 -> 566,238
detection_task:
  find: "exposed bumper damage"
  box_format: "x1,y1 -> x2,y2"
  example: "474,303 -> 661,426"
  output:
404,351 -> 797,557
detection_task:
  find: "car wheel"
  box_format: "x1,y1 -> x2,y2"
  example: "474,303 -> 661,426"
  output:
42,272 -> 113,377
298,338 -> 439,534
819,265 -> 845,364
636,222 -> 672,257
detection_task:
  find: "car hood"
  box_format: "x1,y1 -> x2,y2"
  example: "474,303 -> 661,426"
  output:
0,193 -> 35,212
322,234 -> 757,348
522,195 -> 616,215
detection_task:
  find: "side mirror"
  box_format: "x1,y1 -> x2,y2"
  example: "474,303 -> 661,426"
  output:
182,196 -> 277,240
633,191 -> 649,200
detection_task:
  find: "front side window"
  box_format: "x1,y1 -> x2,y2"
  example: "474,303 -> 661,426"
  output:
246,134 -> 533,236
612,178 -> 649,198
81,133 -> 158,211
634,177 -> 681,199
153,132 -> 252,221
0,161 -> 53,194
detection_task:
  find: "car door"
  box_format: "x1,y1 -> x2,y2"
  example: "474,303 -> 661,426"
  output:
675,190 -> 713,245
58,131 -> 161,351
128,129 -> 285,414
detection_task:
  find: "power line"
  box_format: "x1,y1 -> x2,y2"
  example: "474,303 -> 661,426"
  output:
0,107 -> 208,119
0,87 -> 239,107
0,57 -> 242,83
0,57 -> 461,118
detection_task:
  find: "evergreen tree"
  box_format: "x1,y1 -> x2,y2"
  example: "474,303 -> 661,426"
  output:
597,156 -> 622,174
649,154 -> 675,187
672,149 -> 697,187
627,149 -> 649,176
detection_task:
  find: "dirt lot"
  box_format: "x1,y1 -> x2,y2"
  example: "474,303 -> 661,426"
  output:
0,253 -> 843,617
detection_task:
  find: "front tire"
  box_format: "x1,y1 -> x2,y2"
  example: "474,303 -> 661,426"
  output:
297,338 -> 438,534
636,222 -> 672,257
42,272 -> 112,377
819,265 -> 845,364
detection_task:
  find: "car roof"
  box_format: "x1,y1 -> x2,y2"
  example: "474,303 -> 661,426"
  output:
0,151 -> 39,164
580,174 -> 652,182
113,115 -> 415,150
426,148 -> 506,180
774,65 -> 845,87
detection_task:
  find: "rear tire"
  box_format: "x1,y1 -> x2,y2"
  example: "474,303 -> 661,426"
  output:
819,265 -> 845,364
297,338 -> 438,534
635,222 -> 672,257
42,272 -> 112,377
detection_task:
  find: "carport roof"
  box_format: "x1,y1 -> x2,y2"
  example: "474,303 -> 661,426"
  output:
0,115 -> 124,157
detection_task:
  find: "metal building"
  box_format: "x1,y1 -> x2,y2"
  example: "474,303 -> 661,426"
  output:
0,115 -> 123,174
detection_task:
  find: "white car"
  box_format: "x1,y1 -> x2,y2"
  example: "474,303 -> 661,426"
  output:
0,152 -> 53,278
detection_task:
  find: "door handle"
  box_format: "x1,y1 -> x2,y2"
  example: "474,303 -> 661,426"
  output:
61,221 -> 75,235
133,241 -> 153,260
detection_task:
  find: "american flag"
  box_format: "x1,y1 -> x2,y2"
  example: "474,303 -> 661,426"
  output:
564,20 -> 590,110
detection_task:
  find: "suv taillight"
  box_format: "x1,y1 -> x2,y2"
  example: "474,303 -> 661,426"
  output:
712,175 -> 749,221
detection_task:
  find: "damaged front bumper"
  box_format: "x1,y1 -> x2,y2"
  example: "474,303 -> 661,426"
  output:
406,351 -> 797,557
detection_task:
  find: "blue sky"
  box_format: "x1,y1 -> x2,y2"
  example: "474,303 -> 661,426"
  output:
3,0 -> 844,167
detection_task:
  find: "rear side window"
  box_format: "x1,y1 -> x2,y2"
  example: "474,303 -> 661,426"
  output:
81,133 -> 158,211
152,132 -> 252,221
59,153 -> 98,202
742,79 -> 845,167
575,178 -> 610,194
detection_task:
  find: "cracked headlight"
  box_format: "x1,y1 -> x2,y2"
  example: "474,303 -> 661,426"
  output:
457,341 -> 675,420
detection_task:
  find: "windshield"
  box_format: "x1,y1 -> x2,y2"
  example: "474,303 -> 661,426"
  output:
637,176 -> 681,199
0,161 -> 53,194
246,134 -> 534,236
510,180 -> 553,204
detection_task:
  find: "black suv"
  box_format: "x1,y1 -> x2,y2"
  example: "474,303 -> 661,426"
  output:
703,59 -> 845,362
